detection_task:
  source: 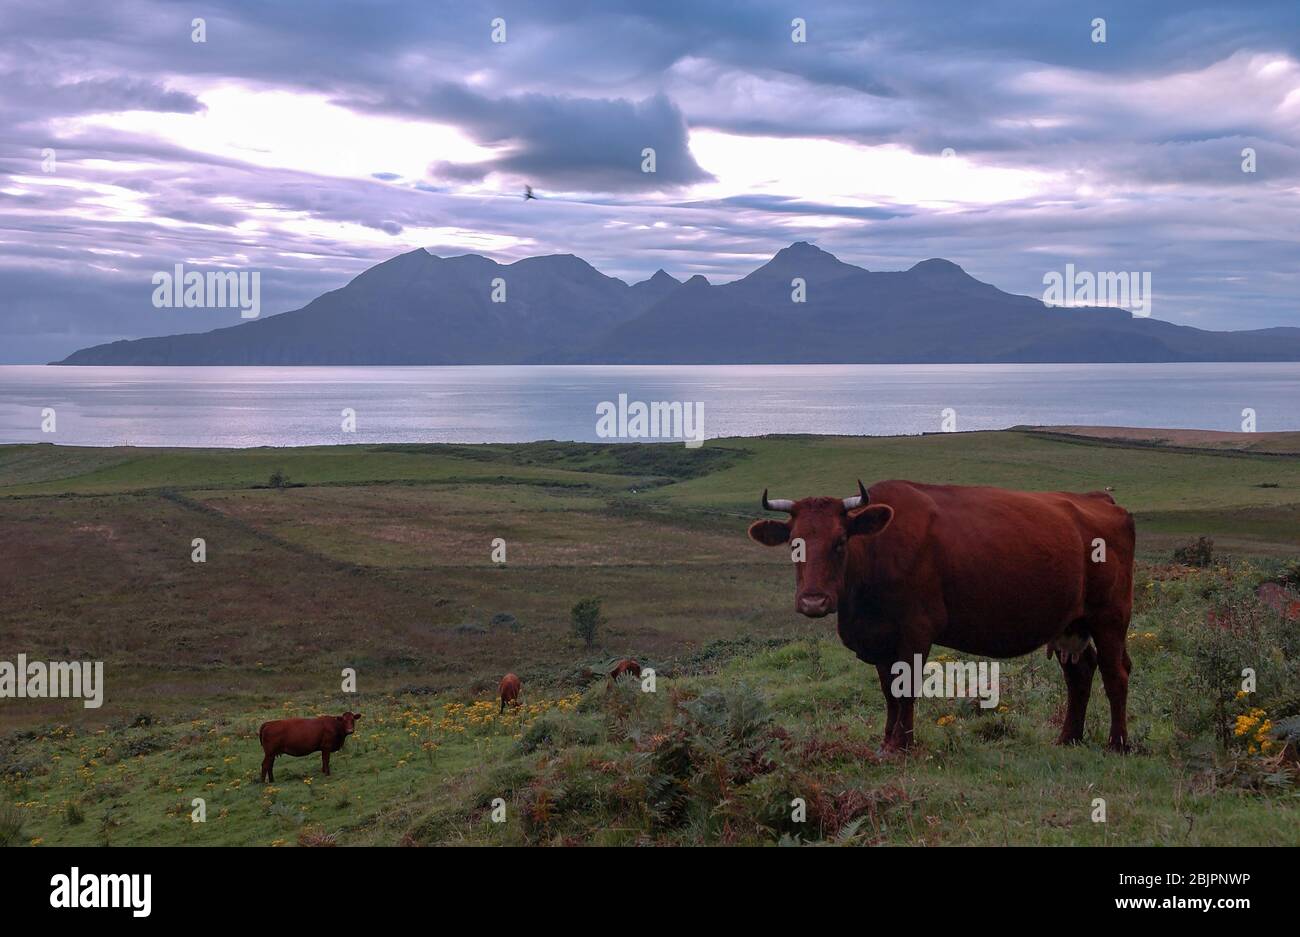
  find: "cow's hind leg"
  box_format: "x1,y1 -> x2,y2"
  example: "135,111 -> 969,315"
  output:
261,754 -> 274,783
1092,617 -> 1132,753
321,749 -> 331,776
1055,642 -> 1097,745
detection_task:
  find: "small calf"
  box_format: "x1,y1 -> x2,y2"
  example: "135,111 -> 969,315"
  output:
258,712 -> 360,783
499,673 -> 521,714
609,658 -> 642,681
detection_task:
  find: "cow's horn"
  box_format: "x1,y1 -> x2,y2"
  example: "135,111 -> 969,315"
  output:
842,479 -> 869,510
762,489 -> 794,513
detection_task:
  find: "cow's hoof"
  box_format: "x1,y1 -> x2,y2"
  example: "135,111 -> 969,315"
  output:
1106,740 -> 1131,754
1055,736 -> 1084,747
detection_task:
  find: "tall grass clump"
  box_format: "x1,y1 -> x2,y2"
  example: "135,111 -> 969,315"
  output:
0,802 -> 25,846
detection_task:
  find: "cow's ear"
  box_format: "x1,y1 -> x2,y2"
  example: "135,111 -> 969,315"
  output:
748,519 -> 790,546
352,713 -> 362,721
847,504 -> 893,538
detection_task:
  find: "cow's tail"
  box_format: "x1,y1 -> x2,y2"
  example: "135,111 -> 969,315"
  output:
257,722 -> 270,747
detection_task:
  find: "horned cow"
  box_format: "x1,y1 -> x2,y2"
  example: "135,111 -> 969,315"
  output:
749,479 -> 1134,753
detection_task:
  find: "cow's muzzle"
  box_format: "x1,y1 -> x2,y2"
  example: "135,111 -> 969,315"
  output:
796,593 -> 834,618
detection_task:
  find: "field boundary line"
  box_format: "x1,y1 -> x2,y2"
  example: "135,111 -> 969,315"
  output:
1015,429 -> 1300,461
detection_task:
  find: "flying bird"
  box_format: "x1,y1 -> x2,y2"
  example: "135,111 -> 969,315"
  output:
523,185 -> 537,201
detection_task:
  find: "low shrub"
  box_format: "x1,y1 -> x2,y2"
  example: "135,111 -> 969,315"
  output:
1171,592 -> 1300,760
1172,536 -> 1215,567
638,685 -> 780,837
570,597 -> 604,648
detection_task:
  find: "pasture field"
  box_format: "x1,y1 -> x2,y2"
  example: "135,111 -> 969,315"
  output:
1,429 -> 1299,846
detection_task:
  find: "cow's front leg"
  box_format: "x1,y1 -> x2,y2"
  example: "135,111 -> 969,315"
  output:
875,663 -> 900,751
321,749 -> 331,776
884,643 -> 931,753
884,696 -> 916,753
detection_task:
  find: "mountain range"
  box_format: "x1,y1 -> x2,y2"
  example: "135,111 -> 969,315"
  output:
55,243 -> 1300,364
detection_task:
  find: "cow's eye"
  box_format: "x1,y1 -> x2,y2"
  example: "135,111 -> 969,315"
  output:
833,538 -> 846,553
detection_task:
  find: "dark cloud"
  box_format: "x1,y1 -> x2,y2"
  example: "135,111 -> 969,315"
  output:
0,72 -> 203,126
363,85 -> 713,191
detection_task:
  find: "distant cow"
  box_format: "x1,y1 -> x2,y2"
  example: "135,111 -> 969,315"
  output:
749,480 -> 1134,753
608,658 -> 642,682
499,673 -> 521,713
258,712 -> 360,782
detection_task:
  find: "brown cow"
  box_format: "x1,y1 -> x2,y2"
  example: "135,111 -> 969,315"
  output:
749,480 -> 1134,753
499,673 -> 521,714
258,712 -> 360,782
609,658 -> 642,681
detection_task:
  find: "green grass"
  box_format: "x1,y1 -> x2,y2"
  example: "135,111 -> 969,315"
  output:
654,432 -> 1300,515
1,695 -> 552,847
7,576 -> 1297,846
2,430 -> 1299,845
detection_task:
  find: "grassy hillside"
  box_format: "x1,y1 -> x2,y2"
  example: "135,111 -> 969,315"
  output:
2,430 -> 1299,845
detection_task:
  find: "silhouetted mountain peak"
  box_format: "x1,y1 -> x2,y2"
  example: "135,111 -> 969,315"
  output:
53,245 -> 1300,366
634,269 -> 679,287
513,252 -> 593,271
627,268 -> 684,311
908,258 -> 972,278
745,241 -> 865,282
438,252 -> 498,269
778,240 -> 830,257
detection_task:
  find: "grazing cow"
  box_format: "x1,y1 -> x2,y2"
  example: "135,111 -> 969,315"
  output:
609,658 -> 642,681
258,712 -> 360,782
748,480 -> 1134,753
499,673 -> 522,714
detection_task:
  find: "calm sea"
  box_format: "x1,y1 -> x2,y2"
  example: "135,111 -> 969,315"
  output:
0,363 -> 1296,448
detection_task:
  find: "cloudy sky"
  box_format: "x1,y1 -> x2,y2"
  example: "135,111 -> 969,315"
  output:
1,0 -> 1298,362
